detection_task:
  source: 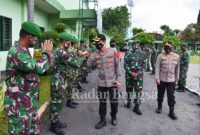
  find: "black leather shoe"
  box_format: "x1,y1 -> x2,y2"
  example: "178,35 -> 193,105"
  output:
66,100 -> 76,109
57,121 -> 67,128
111,118 -> 117,125
133,105 -> 142,115
50,123 -> 65,135
95,119 -> 106,129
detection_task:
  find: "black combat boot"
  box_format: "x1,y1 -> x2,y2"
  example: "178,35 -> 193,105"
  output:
156,102 -> 162,114
111,115 -> 117,126
71,100 -> 79,105
95,116 -> 106,129
124,102 -> 131,108
133,104 -> 142,115
176,86 -> 185,92
57,121 -> 67,128
50,122 -> 65,135
66,100 -> 76,109
168,106 -> 177,120
82,78 -> 89,83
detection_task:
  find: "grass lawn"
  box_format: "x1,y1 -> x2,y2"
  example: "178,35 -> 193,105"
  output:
190,56 -> 200,64
0,75 -> 50,135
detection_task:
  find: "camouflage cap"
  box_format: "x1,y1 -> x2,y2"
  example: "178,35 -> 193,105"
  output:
22,21 -> 42,36
59,32 -> 73,41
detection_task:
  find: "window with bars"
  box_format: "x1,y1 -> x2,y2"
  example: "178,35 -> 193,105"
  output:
0,16 -> 12,51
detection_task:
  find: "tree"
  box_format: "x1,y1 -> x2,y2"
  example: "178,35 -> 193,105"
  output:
181,23 -> 200,42
54,23 -> 67,33
132,27 -> 145,35
109,26 -> 125,47
163,35 -> 180,47
160,25 -> 171,35
197,10 -> 200,24
136,32 -> 155,45
102,5 -> 129,45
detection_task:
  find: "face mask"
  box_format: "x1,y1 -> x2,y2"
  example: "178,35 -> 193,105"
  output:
96,43 -> 103,50
110,43 -> 116,48
164,46 -> 172,54
28,36 -> 37,48
132,45 -> 139,51
28,41 -> 34,48
181,47 -> 186,52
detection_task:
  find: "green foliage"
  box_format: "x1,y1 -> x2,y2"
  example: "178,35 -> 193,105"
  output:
102,6 -> 129,34
54,23 -> 67,33
39,76 -> 50,106
160,25 -> 180,36
41,31 -> 59,48
132,27 -> 145,35
109,26 -> 125,47
137,32 -> 155,45
102,5 -> 129,47
163,35 -> 181,47
181,23 -> 200,42
0,83 -> 8,135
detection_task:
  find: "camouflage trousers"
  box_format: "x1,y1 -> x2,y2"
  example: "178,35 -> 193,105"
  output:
125,75 -> 143,105
178,67 -> 188,88
66,77 -> 76,100
4,86 -> 40,135
49,77 -> 66,124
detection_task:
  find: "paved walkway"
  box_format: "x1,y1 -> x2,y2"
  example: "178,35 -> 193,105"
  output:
41,66 -> 200,135
187,64 -> 200,93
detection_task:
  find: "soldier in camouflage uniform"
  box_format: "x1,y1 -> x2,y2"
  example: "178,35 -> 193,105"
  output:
65,38 -> 81,108
49,32 -> 78,135
150,45 -> 157,75
143,45 -> 151,72
124,39 -> 145,115
78,38 -> 90,84
177,43 -> 190,92
4,21 -> 53,135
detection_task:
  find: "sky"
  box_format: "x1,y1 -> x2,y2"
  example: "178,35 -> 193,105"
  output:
99,0 -> 200,33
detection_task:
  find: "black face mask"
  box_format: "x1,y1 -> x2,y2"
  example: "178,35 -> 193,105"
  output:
28,40 -> 34,48
164,46 -> 172,54
110,43 -> 116,48
96,43 -> 103,50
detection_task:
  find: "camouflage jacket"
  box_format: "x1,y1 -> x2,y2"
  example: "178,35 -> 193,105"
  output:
51,47 -> 78,80
124,50 -> 146,79
87,48 -> 121,87
5,42 -> 52,92
180,51 -> 190,68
